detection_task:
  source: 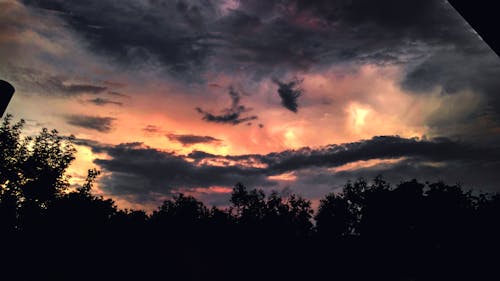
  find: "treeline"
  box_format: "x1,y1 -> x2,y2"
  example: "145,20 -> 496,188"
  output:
1,115 -> 499,280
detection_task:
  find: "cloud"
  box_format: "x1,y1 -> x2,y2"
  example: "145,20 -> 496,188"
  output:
22,0 -> 219,77
84,142 -> 273,202
2,66 -> 107,96
75,135 -> 500,204
272,77 -> 303,112
212,0 -> 478,75
62,84 -> 107,95
167,133 -> 222,146
142,125 -> 161,134
21,0 -> 479,77
86,97 -> 123,106
189,135 -> 499,174
106,91 -> 129,98
73,137 -> 109,153
196,87 -> 258,125
401,48 -> 500,127
338,158 -> 500,190
65,114 -> 116,133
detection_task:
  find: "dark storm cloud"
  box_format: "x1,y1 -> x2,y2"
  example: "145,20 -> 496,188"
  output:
167,133 -> 222,146
75,135 -> 500,203
192,135 -> 499,174
401,47 -> 500,122
86,97 -> 123,106
21,0 -> 477,76
65,115 -> 116,133
196,87 -> 258,125
22,0 -> 219,77
88,142 -> 273,198
214,0 -> 478,72
238,0 -> 468,42
272,78 -> 303,112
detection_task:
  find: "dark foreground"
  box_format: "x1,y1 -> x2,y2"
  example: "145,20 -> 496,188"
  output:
2,178 -> 500,281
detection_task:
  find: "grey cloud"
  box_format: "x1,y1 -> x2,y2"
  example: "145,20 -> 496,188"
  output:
142,125 -> 161,134
107,91 -> 129,98
65,115 -> 116,133
87,98 -> 123,106
73,138 -> 110,153
23,0 -> 219,78
21,0 -> 479,77
225,135 -> 497,174
2,66 -> 107,96
63,84 -> 107,95
399,46 -> 500,139
402,47 -> 500,94
272,78 -> 303,112
90,142 -> 274,199
213,0 -> 477,73
196,87 -> 258,125
76,135 -> 500,204
280,155 -> 500,201
167,133 -> 222,146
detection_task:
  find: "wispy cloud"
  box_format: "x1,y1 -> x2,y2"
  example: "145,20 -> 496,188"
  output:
196,87 -> 258,125
65,115 -> 116,133
3,66 -> 107,96
167,133 -> 222,146
86,97 -> 123,106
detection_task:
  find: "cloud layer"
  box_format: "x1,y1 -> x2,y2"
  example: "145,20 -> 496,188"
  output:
167,133 -> 222,146
65,115 -> 116,133
75,135 -> 500,204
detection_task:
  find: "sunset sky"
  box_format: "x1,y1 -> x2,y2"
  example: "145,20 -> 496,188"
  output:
2,0 -> 500,210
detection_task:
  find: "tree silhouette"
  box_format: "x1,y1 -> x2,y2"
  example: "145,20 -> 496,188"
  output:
315,192 -> 352,238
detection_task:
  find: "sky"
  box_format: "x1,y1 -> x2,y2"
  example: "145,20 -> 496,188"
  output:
2,0 -> 500,210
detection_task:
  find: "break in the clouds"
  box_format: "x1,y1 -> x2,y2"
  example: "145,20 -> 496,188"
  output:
196,87 -> 258,125
273,78 -> 304,113
167,133 -> 222,146
65,115 -> 116,133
